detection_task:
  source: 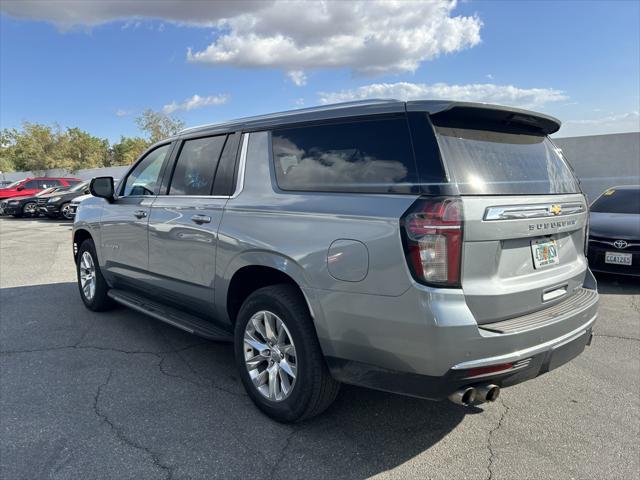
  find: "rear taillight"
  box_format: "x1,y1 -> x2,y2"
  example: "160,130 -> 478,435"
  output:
584,196 -> 590,255
400,197 -> 463,287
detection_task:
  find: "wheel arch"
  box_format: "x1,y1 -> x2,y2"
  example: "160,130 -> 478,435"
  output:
72,228 -> 93,261
219,251 -> 319,329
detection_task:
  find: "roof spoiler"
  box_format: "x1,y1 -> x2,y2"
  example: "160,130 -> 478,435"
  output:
407,101 -> 561,135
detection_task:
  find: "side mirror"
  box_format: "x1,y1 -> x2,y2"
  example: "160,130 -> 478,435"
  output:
90,177 -> 115,201
16,185 -> 24,191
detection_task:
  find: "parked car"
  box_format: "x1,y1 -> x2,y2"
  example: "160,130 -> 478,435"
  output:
68,193 -> 92,219
0,177 -> 81,200
73,100 -> 598,422
587,185 -> 640,277
67,179 -> 119,219
0,186 -> 66,217
38,180 -> 91,220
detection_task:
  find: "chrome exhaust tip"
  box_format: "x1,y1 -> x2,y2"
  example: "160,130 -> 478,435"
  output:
448,387 -> 478,406
477,384 -> 500,402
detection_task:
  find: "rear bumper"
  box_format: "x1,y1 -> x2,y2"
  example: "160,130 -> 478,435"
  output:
326,323 -> 593,400
308,269 -> 599,400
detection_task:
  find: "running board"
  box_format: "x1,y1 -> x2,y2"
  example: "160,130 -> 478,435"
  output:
107,289 -> 233,342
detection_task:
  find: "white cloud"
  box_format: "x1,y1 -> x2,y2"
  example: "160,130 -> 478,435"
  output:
557,111 -> 640,137
187,1 -> 482,77
0,1 -> 266,28
318,81 -> 568,109
162,94 -> 229,114
287,70 -> 307,87
2,1 -> 482,80
115,109 -> 132,117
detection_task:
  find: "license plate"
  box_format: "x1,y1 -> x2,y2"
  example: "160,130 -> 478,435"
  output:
531,239 -> 559,269
605,252 -> 632,265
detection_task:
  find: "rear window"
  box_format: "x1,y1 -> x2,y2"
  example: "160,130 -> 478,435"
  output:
434,126 -> 580,195
591,188 -> 640,214
272,117 -> 419,193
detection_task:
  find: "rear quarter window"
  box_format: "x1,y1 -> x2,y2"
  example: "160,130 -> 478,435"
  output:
271,117 -> 419,194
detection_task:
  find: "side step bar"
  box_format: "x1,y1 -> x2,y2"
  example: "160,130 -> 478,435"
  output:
107,289 -> 233,342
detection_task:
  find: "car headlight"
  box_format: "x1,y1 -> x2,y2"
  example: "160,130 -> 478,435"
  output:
7,200 -> 19,204
48,196 -> 62,203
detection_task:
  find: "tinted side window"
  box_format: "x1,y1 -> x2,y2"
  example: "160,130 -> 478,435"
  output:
39,180 -> 61,188
23,180 -> 39,189
169,135 -> 226,196
272,117 -> 418,193
213,132 -> 241,196
123,144 -> 171,196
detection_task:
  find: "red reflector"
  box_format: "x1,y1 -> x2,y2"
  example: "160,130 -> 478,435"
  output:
466,363 -> 513,378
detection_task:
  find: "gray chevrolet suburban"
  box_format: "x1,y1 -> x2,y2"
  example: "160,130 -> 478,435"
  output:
73,100 -> 598,422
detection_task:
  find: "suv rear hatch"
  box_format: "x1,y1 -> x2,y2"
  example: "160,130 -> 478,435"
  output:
429,106 -> 588,324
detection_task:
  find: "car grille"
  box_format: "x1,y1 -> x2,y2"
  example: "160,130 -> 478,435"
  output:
589,236 -> 640,253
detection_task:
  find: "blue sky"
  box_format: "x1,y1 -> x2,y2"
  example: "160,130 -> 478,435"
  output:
1,0 -> 639,142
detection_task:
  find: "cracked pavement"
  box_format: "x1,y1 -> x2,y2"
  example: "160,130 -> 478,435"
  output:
1,217 -> 639,479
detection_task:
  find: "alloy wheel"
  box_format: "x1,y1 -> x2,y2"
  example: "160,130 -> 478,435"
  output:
243,310 -> 297,401
61,203 -> 73,220
79,251 -> 96,301
23,202 -> 38,216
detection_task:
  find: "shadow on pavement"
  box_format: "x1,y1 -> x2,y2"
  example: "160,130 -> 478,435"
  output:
594,272 -> 640,295
1,282 -> 467,479
0,215 -> 71,225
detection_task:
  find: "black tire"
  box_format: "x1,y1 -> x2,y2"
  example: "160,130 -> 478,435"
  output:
234,284 -> 340,423
60,202 -> 73,220
21,201 -> 38,218
76,239 -> 114,311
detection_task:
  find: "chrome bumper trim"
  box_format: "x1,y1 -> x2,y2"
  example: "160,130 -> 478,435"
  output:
451,313 -> 597,370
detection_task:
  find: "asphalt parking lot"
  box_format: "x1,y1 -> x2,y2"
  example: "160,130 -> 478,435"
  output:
1,217 -> 638,480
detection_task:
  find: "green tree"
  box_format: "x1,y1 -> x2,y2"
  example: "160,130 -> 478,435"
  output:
60,127 -> 110,171
135,109 -> 185,143
0,129 -> 17,173
10,122 -> 65,174
110,136 -> 149,166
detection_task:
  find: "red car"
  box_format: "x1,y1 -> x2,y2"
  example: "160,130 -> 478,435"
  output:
0,177 -> 81,200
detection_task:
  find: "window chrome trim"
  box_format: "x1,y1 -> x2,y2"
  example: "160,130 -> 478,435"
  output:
230,133 -> 249,199
484,202 -> 584,221
145,133 -> 249,201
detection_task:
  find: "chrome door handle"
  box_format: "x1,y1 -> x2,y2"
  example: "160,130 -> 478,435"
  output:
191,214 -> 211,224
133,210 -> 147,219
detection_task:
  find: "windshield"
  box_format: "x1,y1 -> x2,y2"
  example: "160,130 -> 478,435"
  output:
591,187 -> 640,214
69,181 -> 88,192
2,179 -> 24,189
434,127 -> 580,195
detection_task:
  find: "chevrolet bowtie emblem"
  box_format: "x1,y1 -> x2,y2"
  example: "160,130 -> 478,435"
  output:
550,204 -> 562,216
